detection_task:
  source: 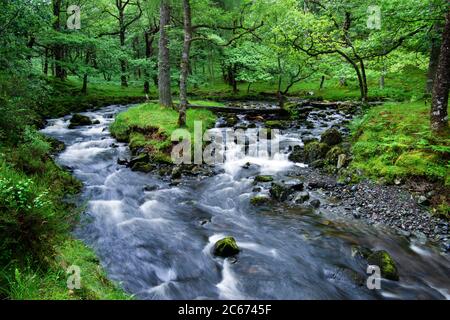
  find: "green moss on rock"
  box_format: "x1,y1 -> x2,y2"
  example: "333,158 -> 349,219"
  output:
367,250 -> 399,281
321,128 -> 343,146
213,237 -> 240,257
270,181 -> 303,202
288,145 -> 304,163
304,142 -> 330,163
254,175 -> 274,183
69,114 -> 92,129
265,120 -> 289,129
250,196 -> 271,206
325,146 -> 345,166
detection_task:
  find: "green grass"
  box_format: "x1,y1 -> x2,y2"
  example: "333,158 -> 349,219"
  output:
110,101 -> 219,158
190,66 -> 426,102
349,101 -> 449,186
3,240 -> 131,300
0,130 -> 130,300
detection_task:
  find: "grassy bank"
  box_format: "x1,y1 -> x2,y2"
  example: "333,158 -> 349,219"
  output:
348,101 -> 449,217
0,132 -> 131,300
0,73 -> 137,299
110,101 -> 219,163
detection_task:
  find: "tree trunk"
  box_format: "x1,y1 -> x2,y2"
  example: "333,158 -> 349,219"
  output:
337,51 -> 368,102
144,31 -> 150,94
81,50 -> 91,95
360,59 -> 368,101
427,22 -> 442,94
158,0 -> 173,108
379,74 -> 385,90
43,48 -> 49,75
178,0 -> 192,127
81,74 -> 88,95
119,8 -> 128,87
52,0 -> 65,81
319,75 -> 325,91
431,10 -> 450,135
144,30 -> 155,94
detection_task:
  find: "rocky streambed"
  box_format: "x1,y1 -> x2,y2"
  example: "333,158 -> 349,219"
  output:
41,101 -> 450,300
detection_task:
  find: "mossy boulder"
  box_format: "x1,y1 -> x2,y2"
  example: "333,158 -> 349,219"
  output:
254,175 -> 274,183
304,142 -> 330,163
250,196 -> 271,206
321,128 -> 343,146
213,237 -> 240,257
351,245 -> 372,260
325,146 -> 345,166
129,153 -> 150,167
150,152 -> 173,164
288,145 -> 304,163
225,116 -> 238,127
367,250 -> 399,281
131,162 -> 155,173
69,114 -> 92,129
171,166 -> 182,179
265,120 -> 290,130
270,181 -> 304,202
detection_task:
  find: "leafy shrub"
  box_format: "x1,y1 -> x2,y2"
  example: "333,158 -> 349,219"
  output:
13,127 -> 51,174
0,164 -> 66,267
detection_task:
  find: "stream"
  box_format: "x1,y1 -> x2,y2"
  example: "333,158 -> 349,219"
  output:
41,103 -> 450,300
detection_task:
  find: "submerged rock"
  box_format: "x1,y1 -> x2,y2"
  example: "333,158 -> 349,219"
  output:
250,196 -> 271,206
367,250 -> 399,281
144,185 -> 159,192
321,128 -> 343,146
69,114 -> 92,129
310,199 -> 321,209
294,192 -> 310,204
225,116 -> 238,127
171,166 -> 183,180
131,162 -> 155,173
351,245 -> 372,261
213,237 -> 240,257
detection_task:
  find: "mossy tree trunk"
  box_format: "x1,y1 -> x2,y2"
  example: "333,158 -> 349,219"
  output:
158,0 -> 173,108
431,10 -> 450,135
178,0 -> 192,127
52,0 -> 66,81
426,22 -> 442,94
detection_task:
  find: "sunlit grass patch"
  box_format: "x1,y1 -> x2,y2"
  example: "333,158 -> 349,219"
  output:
110,101 -> 218,155
350,101 -> 449,185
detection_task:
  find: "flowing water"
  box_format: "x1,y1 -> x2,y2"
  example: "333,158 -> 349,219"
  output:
41,103 -> 450,300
